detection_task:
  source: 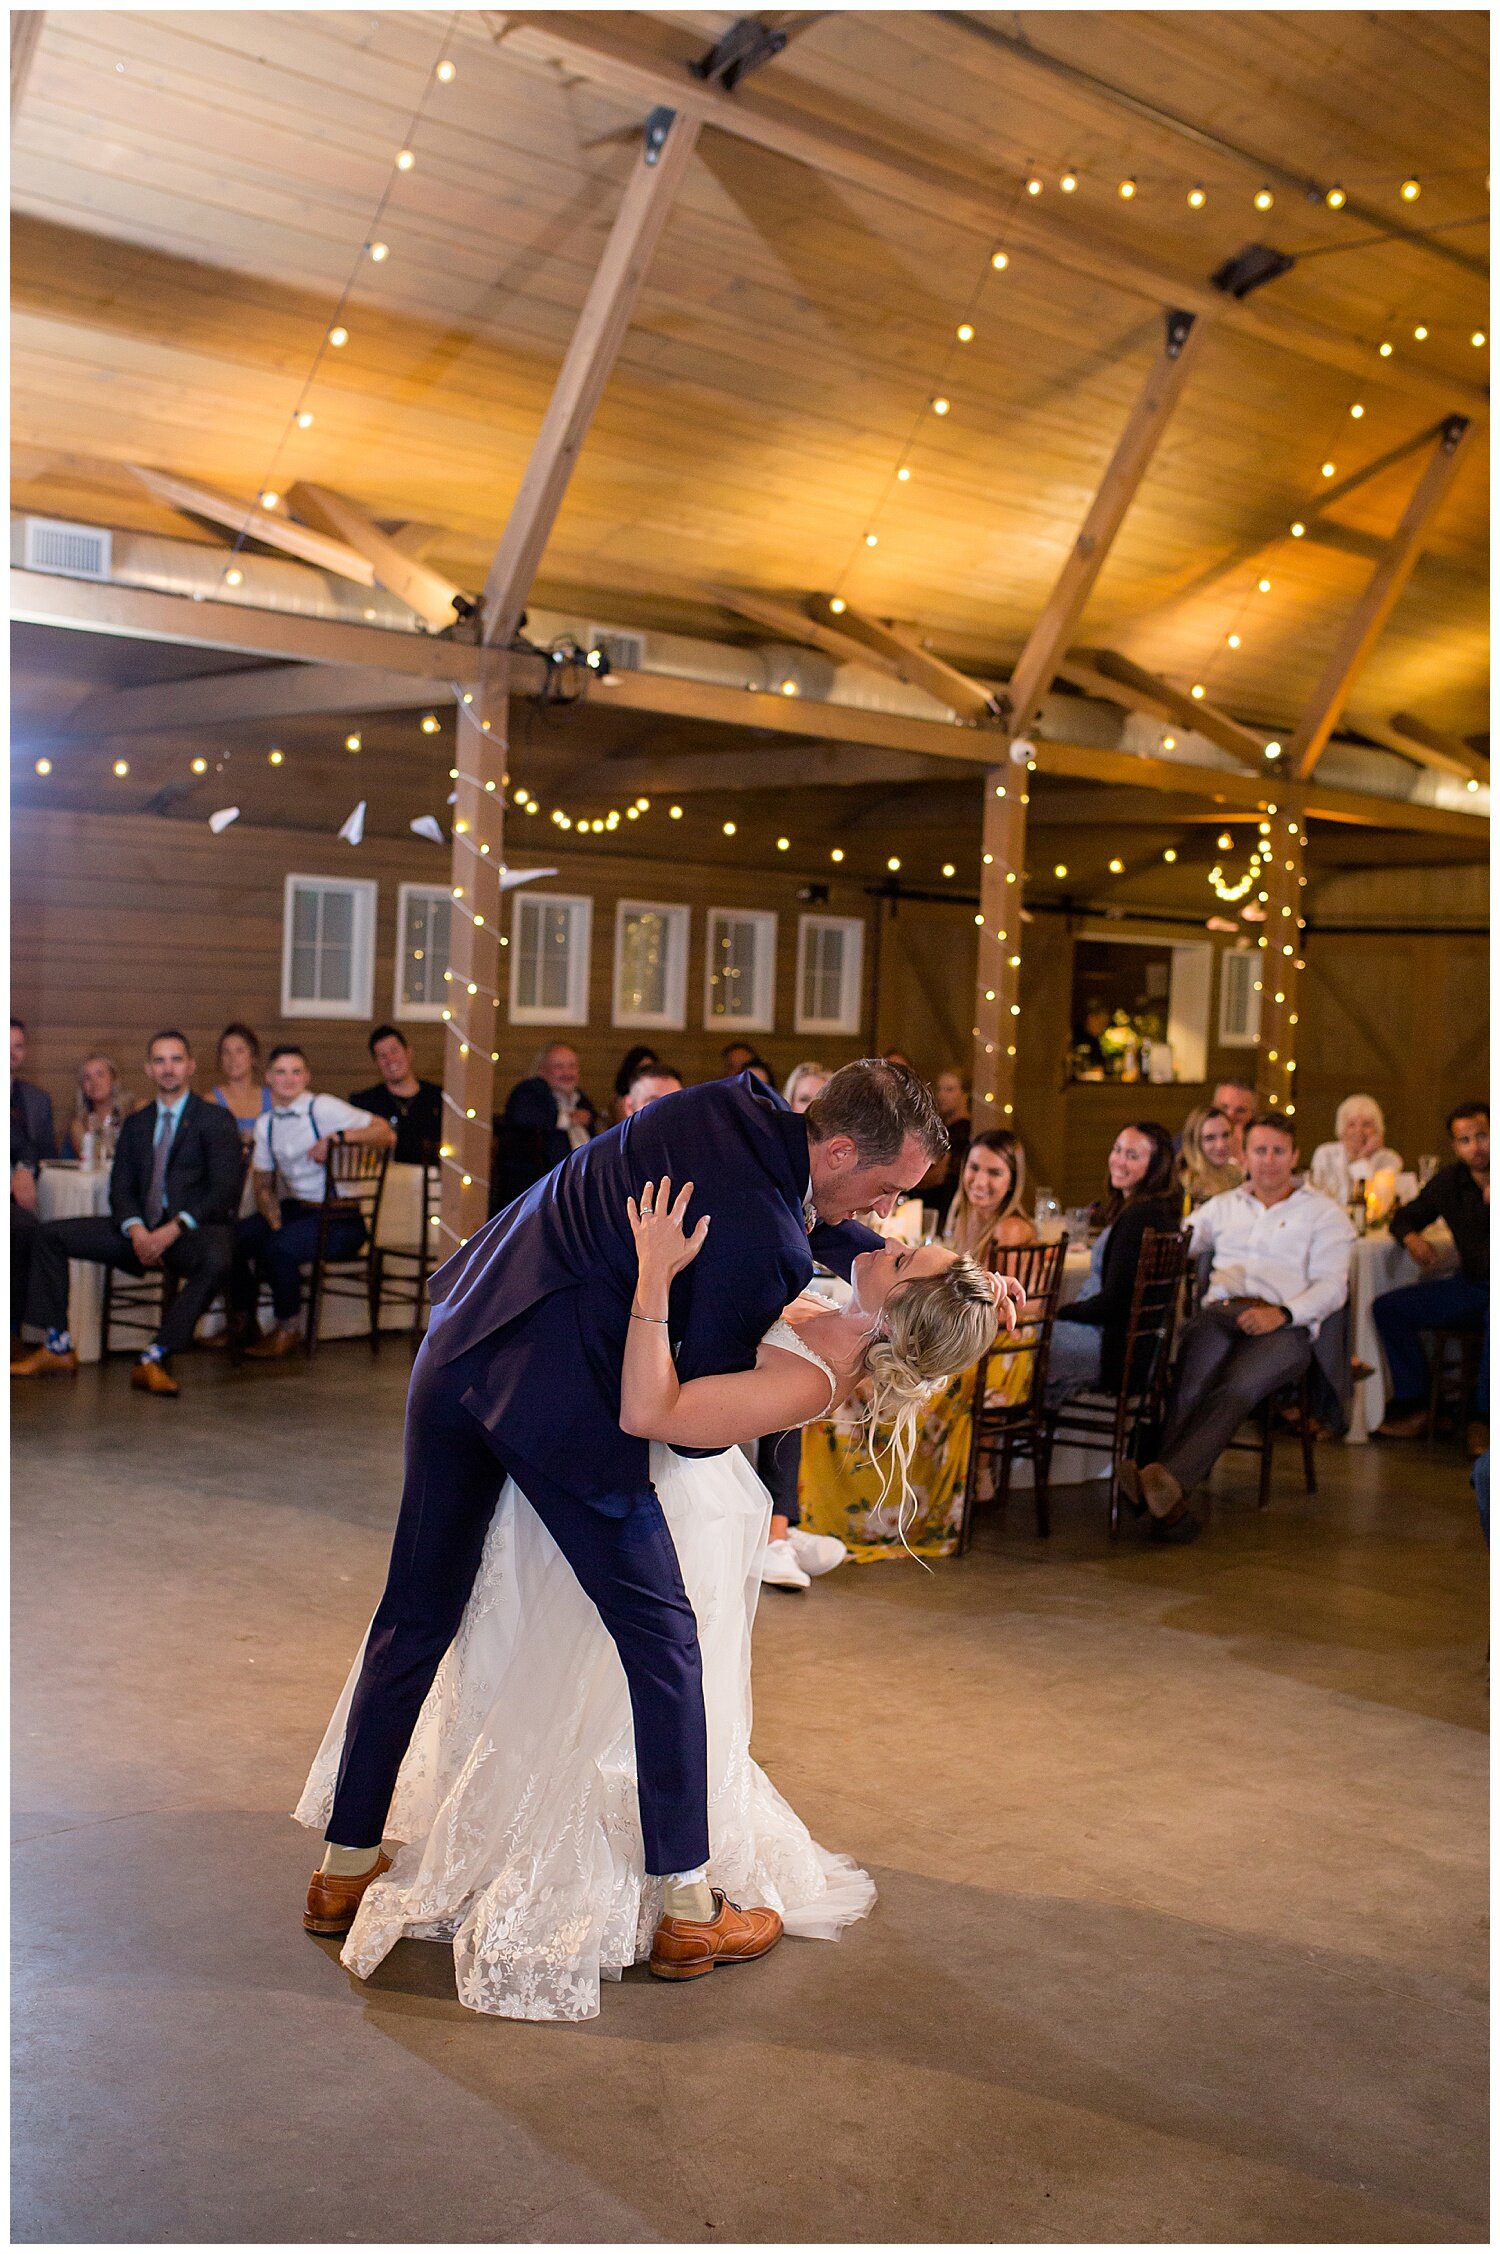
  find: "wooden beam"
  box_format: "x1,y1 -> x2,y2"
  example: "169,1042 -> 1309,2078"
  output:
488,11 -> 1487,419
482,107 -> 702,646
707,585 -> 905,676
286,483 -> 474,633
127,466 -> 378,587
1290,416 -> 1473,778
591,663 -> 981,757
8,568 -> 490,679
12,10 -> 43,120
973,308 -> 1207,1129
439,654 -> 510,1254
1070,648 -> 1270,771
64,666 -> 465,740
1385,710 -> 1488,785
1255,812 -> 1307,1117
565,743 -> 954,797
805,598 -> 1001,723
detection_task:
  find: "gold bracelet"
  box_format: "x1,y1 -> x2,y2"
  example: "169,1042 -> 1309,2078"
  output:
630,1308 -> 669,1324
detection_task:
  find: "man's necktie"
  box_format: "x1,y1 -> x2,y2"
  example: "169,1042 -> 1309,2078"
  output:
146,1109 -> 174,1226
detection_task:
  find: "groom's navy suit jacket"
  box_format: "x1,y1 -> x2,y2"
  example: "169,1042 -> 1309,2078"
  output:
426,1072 -> 881,1517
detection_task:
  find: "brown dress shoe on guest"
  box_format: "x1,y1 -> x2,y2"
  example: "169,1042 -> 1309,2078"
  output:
131,1358 -> 180,1397
304,1852 -> 392,1936
244,1326 -> 301,1360
1140,1462 -> 1187,1523
10,1344 -> 79,1378
1375,1409 -> 1430,1441
649,1890 -> 783,1982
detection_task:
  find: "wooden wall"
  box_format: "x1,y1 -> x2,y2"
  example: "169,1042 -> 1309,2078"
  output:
11,810 -> 1487,1198
10,807 -> 879,1118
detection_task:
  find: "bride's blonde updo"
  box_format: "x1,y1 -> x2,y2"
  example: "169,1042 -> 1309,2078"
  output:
857,1253 -> 1000,1542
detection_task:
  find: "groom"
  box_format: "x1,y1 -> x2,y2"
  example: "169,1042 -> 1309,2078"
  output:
307,1059 -> 947,1971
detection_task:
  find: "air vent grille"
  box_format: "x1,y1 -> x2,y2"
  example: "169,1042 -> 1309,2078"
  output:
587,626 -> 644,672
23,517 -> 113,581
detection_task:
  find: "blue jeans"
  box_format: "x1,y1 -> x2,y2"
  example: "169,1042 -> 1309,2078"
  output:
1046,1316 -> 1103,1406
1372,1273 -> 1489,1416
231,1200 -> 365,1323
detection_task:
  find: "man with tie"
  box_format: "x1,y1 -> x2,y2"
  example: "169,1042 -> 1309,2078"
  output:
11,1030 -> 244,1397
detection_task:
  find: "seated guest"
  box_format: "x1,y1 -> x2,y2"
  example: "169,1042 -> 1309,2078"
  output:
1210,1077 -> 1260,1163
212,1022 -> 272,1140
945,1129 -> 1034,1266
621,1063 -> 683,1116
745,1055 -> 775,1087
609,1044 -> 660,1125
11,1030 -> 243,1397
11,1017 -> 57,1343
924,1069 -> 972,1226
1178,1104 -> 1241,1209
1374,1100 -> 1488,1447
1125,1113 -> 1354,1542
65,1053 -> 136,1161
1309,1093 -> 1403,1207
232,1045 -> 395,1359
1047,1122 -> 1181,1405
493,1043 -> 598,1210
782,1060 -> 830,1114
719,1041 -> 756,1078
349,1024 -> 443,1163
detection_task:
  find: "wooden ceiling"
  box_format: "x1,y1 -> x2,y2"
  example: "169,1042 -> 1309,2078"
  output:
10,9 -> 1490,747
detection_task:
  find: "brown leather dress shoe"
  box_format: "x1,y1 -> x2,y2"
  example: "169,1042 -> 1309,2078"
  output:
131,1358 -> 180,1396
649,1890 -> 783,1982
1376,1408 -> 1430,1440
304,1851 -> 392,1936
244,1326 -> 301,1360
1140,1462 -> 1187,1523
10,1344 -> 79,1379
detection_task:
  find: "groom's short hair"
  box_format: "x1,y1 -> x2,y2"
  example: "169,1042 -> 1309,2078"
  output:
804,1059 -> 947,1166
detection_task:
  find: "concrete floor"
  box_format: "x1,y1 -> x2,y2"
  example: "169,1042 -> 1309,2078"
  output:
12,1346 -> 1489,2244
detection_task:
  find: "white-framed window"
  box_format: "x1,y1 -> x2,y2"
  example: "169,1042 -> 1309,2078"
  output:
394,884 -> 453,1021
705,908 -> 777,1033
510,890 -> 592,1026
1218,946 -> 1263,1048
795,914 -> 864,1037
281,874 -> 377,1019
613,900 -> 689,1030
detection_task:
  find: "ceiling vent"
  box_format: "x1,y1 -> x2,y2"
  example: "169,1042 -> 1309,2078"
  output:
587,625 -> 645,672
22,516 -> 113,581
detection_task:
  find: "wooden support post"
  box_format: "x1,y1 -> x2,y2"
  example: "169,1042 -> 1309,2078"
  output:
438,653 -> 510,1254
1255,807 -> 1308,1122
481,106 -> 702,647
1290,416 -> 1473,779
12,11 -> 43,121
972,309 -> 1205,1131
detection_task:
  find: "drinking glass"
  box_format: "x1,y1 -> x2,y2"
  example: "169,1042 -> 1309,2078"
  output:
1418,1155 -> 1440,1187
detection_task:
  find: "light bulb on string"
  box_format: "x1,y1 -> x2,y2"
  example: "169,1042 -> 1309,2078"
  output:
1226,633 -> 1241,649
1257,578 -> 1272,593
1117,178 -> 1136,200
829,597 -> 847,614
1473,331 -> 1487,348
1350,402 -> 1365,418
896,465 -> 911,481
831,848 -> 845,864
930,396 -> 950,416
34,758 -> 51,776
259,490 -> 279,510
1026,173 -> 1043,196
990,249 -> 1009,270
1060,169 -> 1078,193
396,148 -> 415,170
863,532 -> 878,547
1187,184 -> 1206,208
1378,341 -> 1393,356
1325,184 -> 1347,209
436,58 -> 455,81
295,411 -> 314,429
367,241 -> 389,262
328,326 -> 348,348
955,323 -> 974,343
1253,185 -> 1274,210
1400,177 -> 1421,202
1290,521 -> 1306,536
1321,461 -> 1336,477
1413,324 -> 1428,340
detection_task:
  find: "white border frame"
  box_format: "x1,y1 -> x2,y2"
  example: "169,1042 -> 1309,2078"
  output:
281,872 -> 377,1020
704,907 -> 777,1033
613,899 -> 690,1030
794,913 -> 864,1037
509,890 -> 593,1027
393,882 -> 453,1023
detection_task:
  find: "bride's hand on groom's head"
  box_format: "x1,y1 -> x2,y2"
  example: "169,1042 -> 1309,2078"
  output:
627,1176 -> 711,1277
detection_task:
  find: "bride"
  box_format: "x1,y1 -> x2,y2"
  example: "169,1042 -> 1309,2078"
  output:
297,1177 -> 1004,2022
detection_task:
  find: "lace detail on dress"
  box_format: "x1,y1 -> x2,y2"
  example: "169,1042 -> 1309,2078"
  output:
295,1437 -> 874,2022
761,1316 -> 839,1424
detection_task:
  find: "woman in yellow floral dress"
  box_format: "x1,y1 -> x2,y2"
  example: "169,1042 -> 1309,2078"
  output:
798,1132 -> 1038,1560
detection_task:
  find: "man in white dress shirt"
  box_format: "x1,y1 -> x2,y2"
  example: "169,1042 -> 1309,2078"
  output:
231,1044 -> 395,1358
1124,1113 -> 1354,1541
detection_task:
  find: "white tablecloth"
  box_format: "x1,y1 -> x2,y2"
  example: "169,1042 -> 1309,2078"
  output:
1010,1238 -> 1102,1487
35,1163 -> 111,1363
1345,1225 -> 1458,1442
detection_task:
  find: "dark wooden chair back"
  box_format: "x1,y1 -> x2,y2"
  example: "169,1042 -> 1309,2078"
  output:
302,1144 -> 392,1358
1045,1225 -> 1190,1535
957,1237 -> 1068,1548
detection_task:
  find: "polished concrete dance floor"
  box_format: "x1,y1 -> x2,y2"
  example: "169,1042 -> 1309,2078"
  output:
12,1349 -> 1488,2244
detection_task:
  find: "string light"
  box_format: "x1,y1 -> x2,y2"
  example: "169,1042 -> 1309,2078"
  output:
1253,186 -> 1274,210
669,805 -> 683,819
367,240 -> 390,262
33,758 -> 51,776
1257,578 -> 1272,593
1190,683 -> 1206,699
420,714 -> 441,733
1349,402 -> 1365,418
1320,461 -> 1336,477
1053,863 -> 1068,879
1187,184 -> 1206,208
345,733 -> 361,752
887,856 -> 902,872
1217,832 -> 1234,850
1413,324 -> 1428,341
1290,521 -> 1306,536
864,532 -> 879,547
1400,177 -> 1421,202
722,821 -> 736,836
1161,735 -> 1176,750
436,57 -> 456,81
990,249 -> 1009,270
1026,173 -> 1043,196
831,848 -> 845,863
191,757 -> 207,774
327,326 -> 348,348
1325,184 -> 1347,209
777,836 -> 790,851
295,411 -> 314,429
1473,331 -> 1487,348
942,863 -> 956,878
1108,857 -> 1124,874
930,397 -> 950,416
259,490 -> 280,509
223,565 -> 243,587
829,596 -> 847,614
1163,848 -> 1177,863
1060,169 -> 1078,193
896,465 -> 911,481
1226,633 -> 1241,648
113,759 -> 129,778
1264,740 -> 1282,759
268,749 -> 284,766
1379,341 -> 1393,356
396,149 -> 415,170
955,323 -> 974,343
1118,178 -> 1137,199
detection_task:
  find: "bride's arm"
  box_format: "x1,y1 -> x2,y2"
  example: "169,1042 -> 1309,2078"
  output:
621,1178 -> 834,1444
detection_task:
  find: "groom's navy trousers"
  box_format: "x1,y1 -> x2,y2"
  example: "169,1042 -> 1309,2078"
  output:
328,1328 -> 710,1874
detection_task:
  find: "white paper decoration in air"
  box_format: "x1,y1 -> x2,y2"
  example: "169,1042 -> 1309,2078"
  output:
208,807 -> 240,833
409,815 -> 445,844
338,800 -> 367,845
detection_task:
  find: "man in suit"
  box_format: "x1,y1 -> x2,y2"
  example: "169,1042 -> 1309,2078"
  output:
11,1030 -> 243,1398
492,1042 -> 598,1211
11,1017 -> 57,1344
307,1060 -> 947,1969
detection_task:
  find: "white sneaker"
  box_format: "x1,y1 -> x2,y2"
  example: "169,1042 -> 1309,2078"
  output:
788,1528 -> 848,1577
759,1536 -> 811,1590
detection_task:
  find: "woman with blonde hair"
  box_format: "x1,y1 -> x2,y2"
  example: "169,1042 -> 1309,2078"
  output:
945,1128 -> 1034,1266
1309,1094 -> 1402,1206
65,1053 -> 134,1161
1177,1104 -> 1240,1208
782,1060 -> 830,1114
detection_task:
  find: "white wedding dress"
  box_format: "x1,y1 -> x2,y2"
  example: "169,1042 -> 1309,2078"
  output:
295,1320 -> 875,2022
